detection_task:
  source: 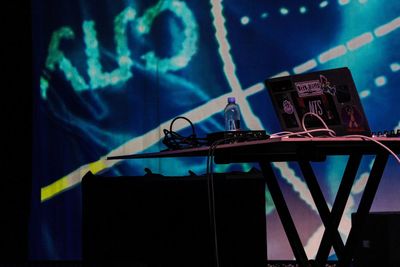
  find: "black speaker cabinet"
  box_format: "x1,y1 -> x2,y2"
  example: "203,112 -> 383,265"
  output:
352,212 -> 400,267
82,171 -> 267,267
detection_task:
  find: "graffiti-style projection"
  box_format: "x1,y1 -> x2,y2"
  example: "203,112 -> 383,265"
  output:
32,0 -> 400,260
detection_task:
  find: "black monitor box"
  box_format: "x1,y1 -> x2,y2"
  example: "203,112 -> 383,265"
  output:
352,212 -> 400,267
82,170 -> 267,267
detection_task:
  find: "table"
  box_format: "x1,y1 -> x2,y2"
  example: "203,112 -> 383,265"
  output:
108,136 -> 400,267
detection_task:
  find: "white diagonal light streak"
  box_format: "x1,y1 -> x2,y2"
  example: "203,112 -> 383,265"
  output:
210,0 -> 264,131
318,45 -> 348,64
346,32 -> 374,51
374,16 -> 400,37
293,59 -> 318,74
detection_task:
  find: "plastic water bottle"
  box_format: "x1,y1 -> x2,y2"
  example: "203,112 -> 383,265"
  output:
224,97 -> 241,131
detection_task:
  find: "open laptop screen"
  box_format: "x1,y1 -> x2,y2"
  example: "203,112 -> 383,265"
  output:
264,67 -> 371,136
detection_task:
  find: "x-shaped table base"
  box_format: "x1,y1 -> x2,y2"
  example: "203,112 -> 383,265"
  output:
258,152 -> 389,267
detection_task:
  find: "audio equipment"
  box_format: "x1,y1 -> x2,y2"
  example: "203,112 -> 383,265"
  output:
352,212 -> 400,267
82,171 -> 267,267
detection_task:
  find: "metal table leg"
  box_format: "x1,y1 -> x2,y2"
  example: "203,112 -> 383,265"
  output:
315,154 -> 362,264
337,153 -> 389,267
259,161 -> 311,267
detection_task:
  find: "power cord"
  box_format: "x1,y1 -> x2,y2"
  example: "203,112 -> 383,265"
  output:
269,112 -> 400,164
342,134 -> 400,164
301,112 -> 336,137
162,116 -> 207,150
206,137 -> 236,267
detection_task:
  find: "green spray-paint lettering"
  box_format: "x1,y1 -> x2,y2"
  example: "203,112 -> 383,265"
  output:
83,7 -> 136,89
42,27 -> 89,99
138,0 -> 198,72
41,0 -> 199,100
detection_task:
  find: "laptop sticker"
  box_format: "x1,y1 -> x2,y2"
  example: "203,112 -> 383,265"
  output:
294,75 -> 337,98
295,79 -> 323,97
283,100 -> 294,114
341,105 -> 365,131
320,75 -> 336,95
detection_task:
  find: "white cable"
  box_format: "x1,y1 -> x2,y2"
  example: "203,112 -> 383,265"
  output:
270,112 -> 399,164
269,128 -> 336,139
269,131 -> 295,138
343,134 -> 400,164
301,112 -> 336,137
270,112 -> 336,139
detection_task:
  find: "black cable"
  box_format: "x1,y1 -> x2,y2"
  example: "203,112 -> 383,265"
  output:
162,116 -> 207,150
206,137 -> 235,267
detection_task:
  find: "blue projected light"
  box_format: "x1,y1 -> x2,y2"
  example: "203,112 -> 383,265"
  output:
319,1 -> 329,9
299,6 -> 308,14
374,76 -> 387,87
280,7 -> 289,15
240,16 -> 250,25
32,0 -> 400,261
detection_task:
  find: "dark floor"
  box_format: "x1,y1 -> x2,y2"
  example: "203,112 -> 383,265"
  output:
267,262 -> 337,267
0,261 -> 340,267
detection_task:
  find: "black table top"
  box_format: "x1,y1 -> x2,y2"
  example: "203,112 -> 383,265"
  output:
107,136 -> 400,163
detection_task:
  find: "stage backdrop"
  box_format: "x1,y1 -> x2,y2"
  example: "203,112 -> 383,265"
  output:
31,0 -> 400,260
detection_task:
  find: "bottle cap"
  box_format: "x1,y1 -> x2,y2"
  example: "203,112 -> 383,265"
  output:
227,97 -> 236,103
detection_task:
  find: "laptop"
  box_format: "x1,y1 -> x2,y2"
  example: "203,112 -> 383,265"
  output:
264,67 -> 371,136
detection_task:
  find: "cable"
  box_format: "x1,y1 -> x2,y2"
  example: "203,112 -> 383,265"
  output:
342,134 -> 400,164
300,112 -> 399,164
269,128 -> 336,139
162,116 -> 207,150
301,112 -> 336,137
269,112 -> 336,139
206,137 -> 235,267
269,112 -> 400,164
